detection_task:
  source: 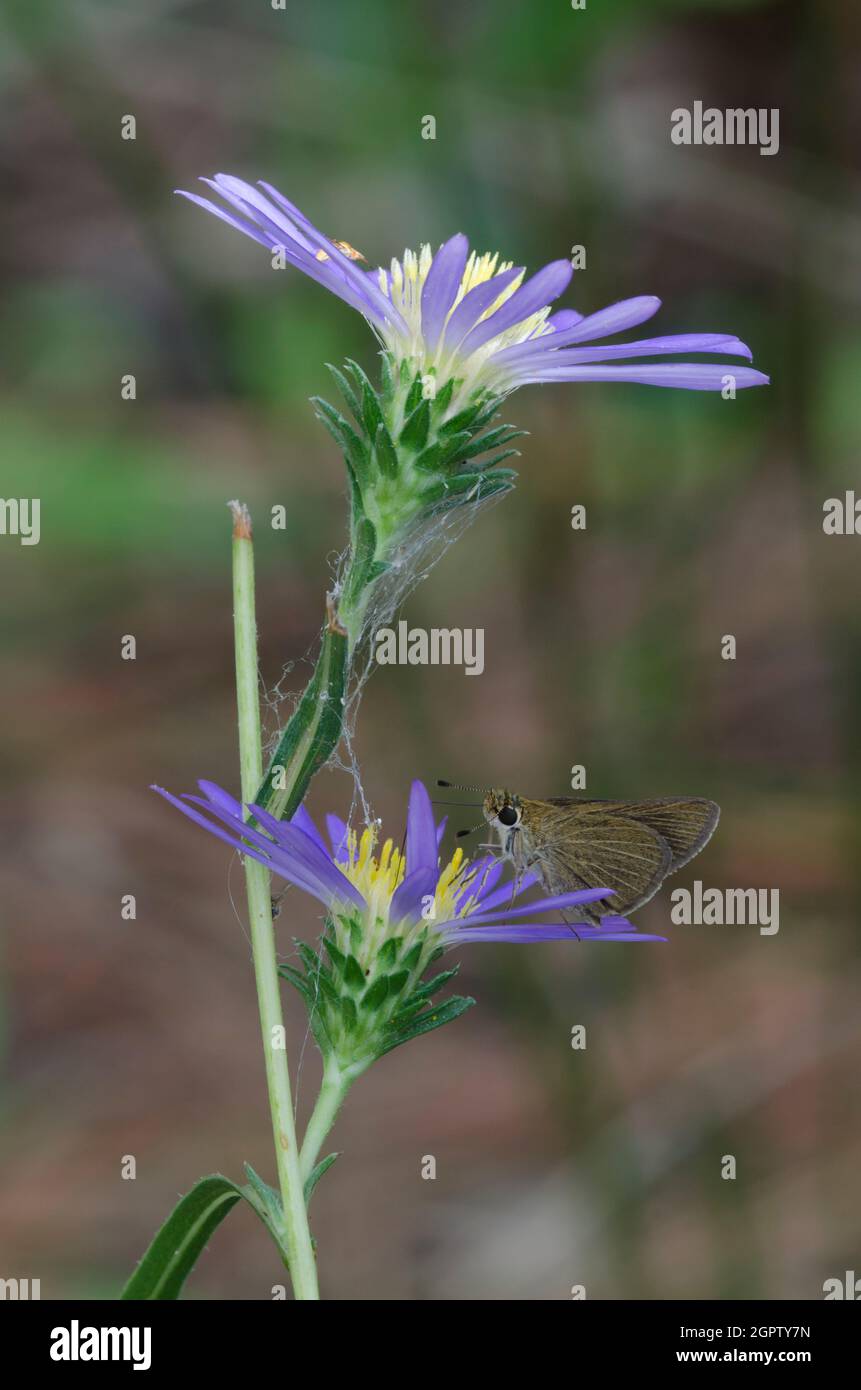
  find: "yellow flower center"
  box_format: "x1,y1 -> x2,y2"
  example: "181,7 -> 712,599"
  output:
377,244 -> 556,400
340,824 -> 491,932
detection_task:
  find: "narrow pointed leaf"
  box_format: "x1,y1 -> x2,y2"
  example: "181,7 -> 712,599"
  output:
325,363 -> 362,422
404,371 -> 424,414
374,420 -> 399,478
400,399 -> 431,452
304,1152 -> 341,1206
121,1176 -> 255,1300
460,426 -> 526,461
378,995 -> 476,1057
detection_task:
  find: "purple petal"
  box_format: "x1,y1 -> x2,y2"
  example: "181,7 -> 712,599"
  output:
153,783 -> 366,912
443,266 -> 524,350
465,869 -> 540,914
245,803 -> 366,907
197,779 -> 245,819
435,815 -> 448,848
178,175 -> 404,335
492,295 -> 661,364
256,179 -> 408,333
390,866 -> 436,927
206,174 -> 317,252
406,780 -> 437,877
452,887 -> 613,928
153,787 -> 338,906
421,233 -> 469,351
445,923 -> 666,943
175,191 -> 273,249
547,308 -> 584,331
512,362 -> 770,390
505,333 -> 753,370
454,855 -> 504,909
202,796 -> 364,910
326,813 -> 350,862
290,803 -> 328,854
458,259 -> 573,357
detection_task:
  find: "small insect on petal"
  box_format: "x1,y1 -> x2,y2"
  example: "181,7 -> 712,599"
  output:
316,239 -> 367,263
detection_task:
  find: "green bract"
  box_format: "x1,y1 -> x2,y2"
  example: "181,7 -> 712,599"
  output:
314,353 -> 523,645
279,922 -> 474,1074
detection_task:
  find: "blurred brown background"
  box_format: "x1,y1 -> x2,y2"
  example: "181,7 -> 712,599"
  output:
0,0 -> 859,1299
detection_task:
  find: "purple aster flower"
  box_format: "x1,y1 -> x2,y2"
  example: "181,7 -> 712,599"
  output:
177,173 -> 769,403
152,777 -> 665,950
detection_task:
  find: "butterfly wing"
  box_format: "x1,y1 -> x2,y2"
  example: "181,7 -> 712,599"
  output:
545,797 -> 720,872
522,802 -> 673,922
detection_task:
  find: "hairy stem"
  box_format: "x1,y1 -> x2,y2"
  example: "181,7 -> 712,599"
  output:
253,595 -> 349,820
299,1057 -> 363,1183
231,501 -> 319,1301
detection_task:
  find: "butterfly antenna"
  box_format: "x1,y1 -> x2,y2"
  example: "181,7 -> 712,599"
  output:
437,779 -> 486,794
456,823 -> 483,839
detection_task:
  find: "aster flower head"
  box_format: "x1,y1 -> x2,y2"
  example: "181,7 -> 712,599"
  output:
179,173 -> 769,406
178,176 -> 768,649
154,778 -> 664,1072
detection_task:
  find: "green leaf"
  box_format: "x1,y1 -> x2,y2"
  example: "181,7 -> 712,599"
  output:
419,470 -> 515,509
379,351 -> 395,400
389,969 -> 460,1027
404,968 -> 460,1007
343,515 -> 379,607
297,941 -> 330,981
414,429 -> 473,473
377,937 -> 399,968
323,937 -> 347,974
361,379 -> 384,442
304,1153 -> 341,1206
362,974 -> 389,1010
400,398 -> 431,452
311,397 -> 371,488
254,622 -> 348,820
472,395 -> 504,428
242,1163 -> 286,1244
325,363 -> 362,423
460,426 -> 527,461
374,420 -> 399,478
438,403 -> 481,436
344,357 -> 377,400
317,972 -> 342,1007
344,954 -> 366,991
404,371 -> 424,414
277,963 -> 314,1006
479,449 -> 521,472
431,377 -> 455,414
308,1006 -> 335,1055
378,995 -> 476,1058
413,441 -> 442,472
401,941 -> 424,972
435,430 -> 475,469
120,1176 -> 249,1300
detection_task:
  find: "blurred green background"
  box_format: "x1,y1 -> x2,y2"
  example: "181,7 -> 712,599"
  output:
1,0 -> 859,1300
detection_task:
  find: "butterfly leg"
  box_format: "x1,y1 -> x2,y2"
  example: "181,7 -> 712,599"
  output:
556,910 -> 582,942
519,848 -> 583,941
507,828 -> 528,908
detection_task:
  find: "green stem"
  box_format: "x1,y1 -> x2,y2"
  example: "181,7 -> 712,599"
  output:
253,597 -> 349,820
230,501 -> 320,1301
299,1057 -> 361,1182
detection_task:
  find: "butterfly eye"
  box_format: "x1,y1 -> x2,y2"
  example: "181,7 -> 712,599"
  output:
497,805 -> 519,827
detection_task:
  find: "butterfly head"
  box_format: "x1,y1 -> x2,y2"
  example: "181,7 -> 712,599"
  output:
483,788 -> 523,830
